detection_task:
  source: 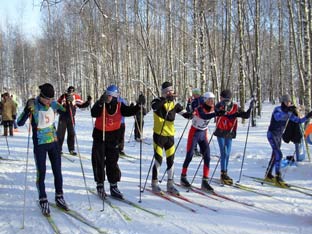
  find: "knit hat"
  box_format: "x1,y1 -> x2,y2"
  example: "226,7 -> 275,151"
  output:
106,85 -> 119,97
67,86 -> 75,93
220,89 -> 232,99
280,94 -> 291,103
39,83 -> 55,98
203,92 -> 215,101
161,81 -> 173,94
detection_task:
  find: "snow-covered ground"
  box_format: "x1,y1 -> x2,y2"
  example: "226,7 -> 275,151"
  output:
1,102 -> 312,234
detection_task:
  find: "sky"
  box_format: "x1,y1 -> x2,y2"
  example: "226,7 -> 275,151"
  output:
1,101 -> 312,233
0,0 -> 42,37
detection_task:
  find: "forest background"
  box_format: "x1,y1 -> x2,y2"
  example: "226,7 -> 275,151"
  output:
1,0 -> 312,119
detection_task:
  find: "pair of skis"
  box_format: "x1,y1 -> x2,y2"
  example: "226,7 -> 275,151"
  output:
42,203 -> 107,233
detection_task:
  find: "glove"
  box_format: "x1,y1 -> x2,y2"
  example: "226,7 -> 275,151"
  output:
182,112 -> 193,119
12,115 -> 16,120
99,92 -> 108,104
287,105 -> 297,113
249,99 -> 256,109
26,98 -> 35,112
87,95 -> 92,102
166,95 -> 174,102
66,94 -> 74,103
215,110 -> 226,116
306,111 -> 312,118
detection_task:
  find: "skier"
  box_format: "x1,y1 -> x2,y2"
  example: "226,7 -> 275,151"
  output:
17,83 -> 68,216
265,94 -> 312,187
1,92 -> 16,136
186,88 -> 205,156
150,81 -> 193,195
57,86 -> 92,155
134,92 -> 147,141
180,92 -> 223,192
91,84 -> 140,199
214,89 -> 254,185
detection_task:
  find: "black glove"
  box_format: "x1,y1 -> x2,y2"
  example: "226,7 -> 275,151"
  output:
12,115 -> 16,120
26,98 -> 35,112
87,95 -> 92,102
215,110 -> 226,116
166,95 -> 174,102
99,92 -> 108,104
287,105 -> 297,113
66,94 -> 74,103
182,112 -> 193,119
306,111 -> 312,118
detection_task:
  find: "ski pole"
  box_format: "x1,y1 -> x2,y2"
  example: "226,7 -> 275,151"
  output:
4,134 -> 10,155
159,118 -> 191,183
69,104 -> 92,210
100,103 -> 106,212
236,109 -> 252,183
139,105 -> 143,203
21,114 -> 32,229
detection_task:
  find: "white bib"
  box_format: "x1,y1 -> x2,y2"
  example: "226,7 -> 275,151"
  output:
37,107 -> 55,129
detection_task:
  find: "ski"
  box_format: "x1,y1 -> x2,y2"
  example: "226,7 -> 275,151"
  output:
0,156 -> 20,161
61,154 -> 75,163
88,189 -> 132,222
175,183 -> 222,201
243,175 -> 312,197
144,187 -> 197,213
62,152 -> 89,160
50,202 -> 107,233
210,178 -> 274,198
45,215 -> 61,234
109,195 -> 164,217
119,152 -> 137,159
166,191 -> 218,212
37,203 -> 61,234
191,185 -> 255,207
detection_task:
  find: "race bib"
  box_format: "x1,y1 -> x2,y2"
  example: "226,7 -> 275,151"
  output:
37,108 -> 55,129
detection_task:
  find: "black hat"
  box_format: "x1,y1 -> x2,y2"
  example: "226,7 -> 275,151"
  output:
67,86 -> 75,93
220,89 -> 232,99
138,93 -> 146,105
161,81 -> 173,94
39,83 -> 55,98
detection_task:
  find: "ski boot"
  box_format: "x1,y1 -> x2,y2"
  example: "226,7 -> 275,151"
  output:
110,183 -> 124,199
39,198 -> 50,216
151,179 -> 162,193
220,171 -> 233,185
264,173 -> 274,183
96,183 -> 107,200
180,174 -> 191,187
201,177 -> 214,192
167,179 -> 180,195
274,173 -> 289,188
69,150 -> 77,156
55,194 -> 69,211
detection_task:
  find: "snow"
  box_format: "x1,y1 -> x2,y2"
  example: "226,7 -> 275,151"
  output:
1,102 -> 312,234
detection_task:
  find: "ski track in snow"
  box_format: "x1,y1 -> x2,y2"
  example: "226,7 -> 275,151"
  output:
1,102 -> 312,233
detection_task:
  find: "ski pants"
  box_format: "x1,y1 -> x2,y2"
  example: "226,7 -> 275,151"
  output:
57,116 -> 75,152
91,138 -> 121,185
182,127 -> 211,177
152,133 -> 175,181
267,131 -> 283,175
217,136 -> 233,172
34,141 -> 63,199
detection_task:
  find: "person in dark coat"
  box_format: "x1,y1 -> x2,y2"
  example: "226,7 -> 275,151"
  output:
57,86 -> 92,155
91,85 -> 140,199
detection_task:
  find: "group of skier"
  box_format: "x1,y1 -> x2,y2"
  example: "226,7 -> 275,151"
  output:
15,81 -> 312,217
